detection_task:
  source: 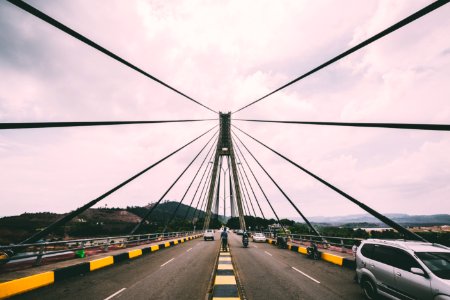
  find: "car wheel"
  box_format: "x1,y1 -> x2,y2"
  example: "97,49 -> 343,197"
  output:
361,278 -> 377,300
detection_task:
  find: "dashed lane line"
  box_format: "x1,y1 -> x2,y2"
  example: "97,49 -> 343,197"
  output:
104,288 -> 126,300
264,251 -> 272,256
187,247 -> 193,252
292,267 -> 321,284
160,258 -> 175,267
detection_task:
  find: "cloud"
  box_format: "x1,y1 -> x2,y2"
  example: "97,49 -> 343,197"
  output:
0,0 -> 449,219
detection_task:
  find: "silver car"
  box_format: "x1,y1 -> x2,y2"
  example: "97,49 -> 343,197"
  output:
356,239 -> 450,300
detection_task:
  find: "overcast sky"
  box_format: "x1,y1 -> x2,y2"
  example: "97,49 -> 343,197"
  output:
1,0 -> 449,219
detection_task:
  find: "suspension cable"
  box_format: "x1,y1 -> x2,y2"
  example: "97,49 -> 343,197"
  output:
237,170 -> 251,216
163,133 -> 218,231
234,119 -> 450,131
233,136 -> 288,234
190,162 -> 214,222
1,119 -> 216,130
234,143 -> 266,219
233,125 -> 427,241
232,130 -> 323,238
19,125 -> 216,244
236,160 -> 258,217
232,0 -> 449,114
7,0 -> 217,114
130,129 -> 218,234
181,143 -> 217,221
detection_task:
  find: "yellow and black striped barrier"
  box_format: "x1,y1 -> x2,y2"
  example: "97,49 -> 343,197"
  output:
212,250 -> 240,300
266,238 -> 354,268
0,234 -> 202,299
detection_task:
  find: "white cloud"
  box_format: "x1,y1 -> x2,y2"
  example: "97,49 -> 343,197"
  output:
0,0 -> 449,219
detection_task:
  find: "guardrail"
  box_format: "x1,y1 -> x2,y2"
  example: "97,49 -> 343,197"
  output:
261,232 -> 362,253
0,230 -> 201,268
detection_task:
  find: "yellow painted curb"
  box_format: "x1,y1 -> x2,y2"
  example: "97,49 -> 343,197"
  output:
174,240 -> 178,245
0,272 -> 54,299
219,257 -> 232,261
151,245 -> 159,252
181,238 -> 185,243
217,264 -> 234,270
215,275 -> 237,285
321,252 -> 343,266
298,247 -> 307,254
212,298 -> 240,300
164,242 -> 170,248
128,249 -> 142,259
90,256 -> 114,271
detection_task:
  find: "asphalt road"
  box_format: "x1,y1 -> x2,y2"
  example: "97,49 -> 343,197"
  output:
228,232 -> 365,300
14,236 -> 220,300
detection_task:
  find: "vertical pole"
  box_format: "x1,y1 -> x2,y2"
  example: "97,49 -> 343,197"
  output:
230,143 -> 246,230
215,156 -> 222,218
203,151 -> 220,229
228,157 -> 235,218
223,157 -> 226,217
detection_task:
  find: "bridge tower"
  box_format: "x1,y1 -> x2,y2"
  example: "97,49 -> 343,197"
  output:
204,113 -> 246,230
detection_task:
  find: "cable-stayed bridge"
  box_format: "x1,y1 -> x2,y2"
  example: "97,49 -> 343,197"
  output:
1,1 -> 449,299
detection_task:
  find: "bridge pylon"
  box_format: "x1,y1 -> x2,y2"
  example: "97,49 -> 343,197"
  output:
203,112 -> 246,230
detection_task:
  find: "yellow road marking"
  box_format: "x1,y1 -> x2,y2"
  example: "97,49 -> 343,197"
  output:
215,275 -> 236,285
217,264 -> 234,270
219,257 -> 232,261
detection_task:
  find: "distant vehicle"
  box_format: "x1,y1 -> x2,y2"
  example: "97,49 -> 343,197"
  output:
252,233 -> 266,243
356,239 -> 450,300
204,229 -> 214,241
236,229 -> 244,235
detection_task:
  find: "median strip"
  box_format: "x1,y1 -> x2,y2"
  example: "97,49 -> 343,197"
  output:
212,250 -> 240,300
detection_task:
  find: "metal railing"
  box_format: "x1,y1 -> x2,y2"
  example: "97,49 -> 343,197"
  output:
0,230 -> 201,268
262,232 -> 362,253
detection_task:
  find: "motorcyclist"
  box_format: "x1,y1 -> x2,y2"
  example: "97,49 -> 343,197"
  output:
220,229 -> 228,251
242,230 -> 249,247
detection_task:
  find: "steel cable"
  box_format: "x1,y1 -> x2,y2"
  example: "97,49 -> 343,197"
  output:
233,125 -> 427,241
233,0 -> 449,114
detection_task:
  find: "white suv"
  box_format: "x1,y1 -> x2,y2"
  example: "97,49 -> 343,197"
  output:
204,229 -> 214,241
356,239 -> 450,300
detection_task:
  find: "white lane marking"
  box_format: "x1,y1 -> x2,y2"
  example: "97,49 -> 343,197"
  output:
186,247 -> 193,252
160,258 -> 175,267
292,267 -> 321,284
264,251 -> 272,256
253,245 -> 258,248
104,288 -> 126,300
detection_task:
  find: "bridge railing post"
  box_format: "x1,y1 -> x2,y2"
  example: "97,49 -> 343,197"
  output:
33,243 -> 45,266
104,238 -> 110,251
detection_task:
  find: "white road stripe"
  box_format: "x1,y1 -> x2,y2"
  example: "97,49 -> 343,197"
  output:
264,251 -> 272,256
160,258 -> 175,267
292,267 -> 321,284
186,247 -> 193,252
104,288 -> 126,300
253,245 -> 258,248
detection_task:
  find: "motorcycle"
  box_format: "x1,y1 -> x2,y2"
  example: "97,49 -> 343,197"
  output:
277,236 -> 288,249
306,243 -> 320,260
243,236 -> 249,248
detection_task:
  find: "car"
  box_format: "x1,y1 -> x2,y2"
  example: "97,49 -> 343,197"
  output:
204,229 -> 214,241
236,229 -> 244,235
252,233 -> 266,243
356,239 -> 450,300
